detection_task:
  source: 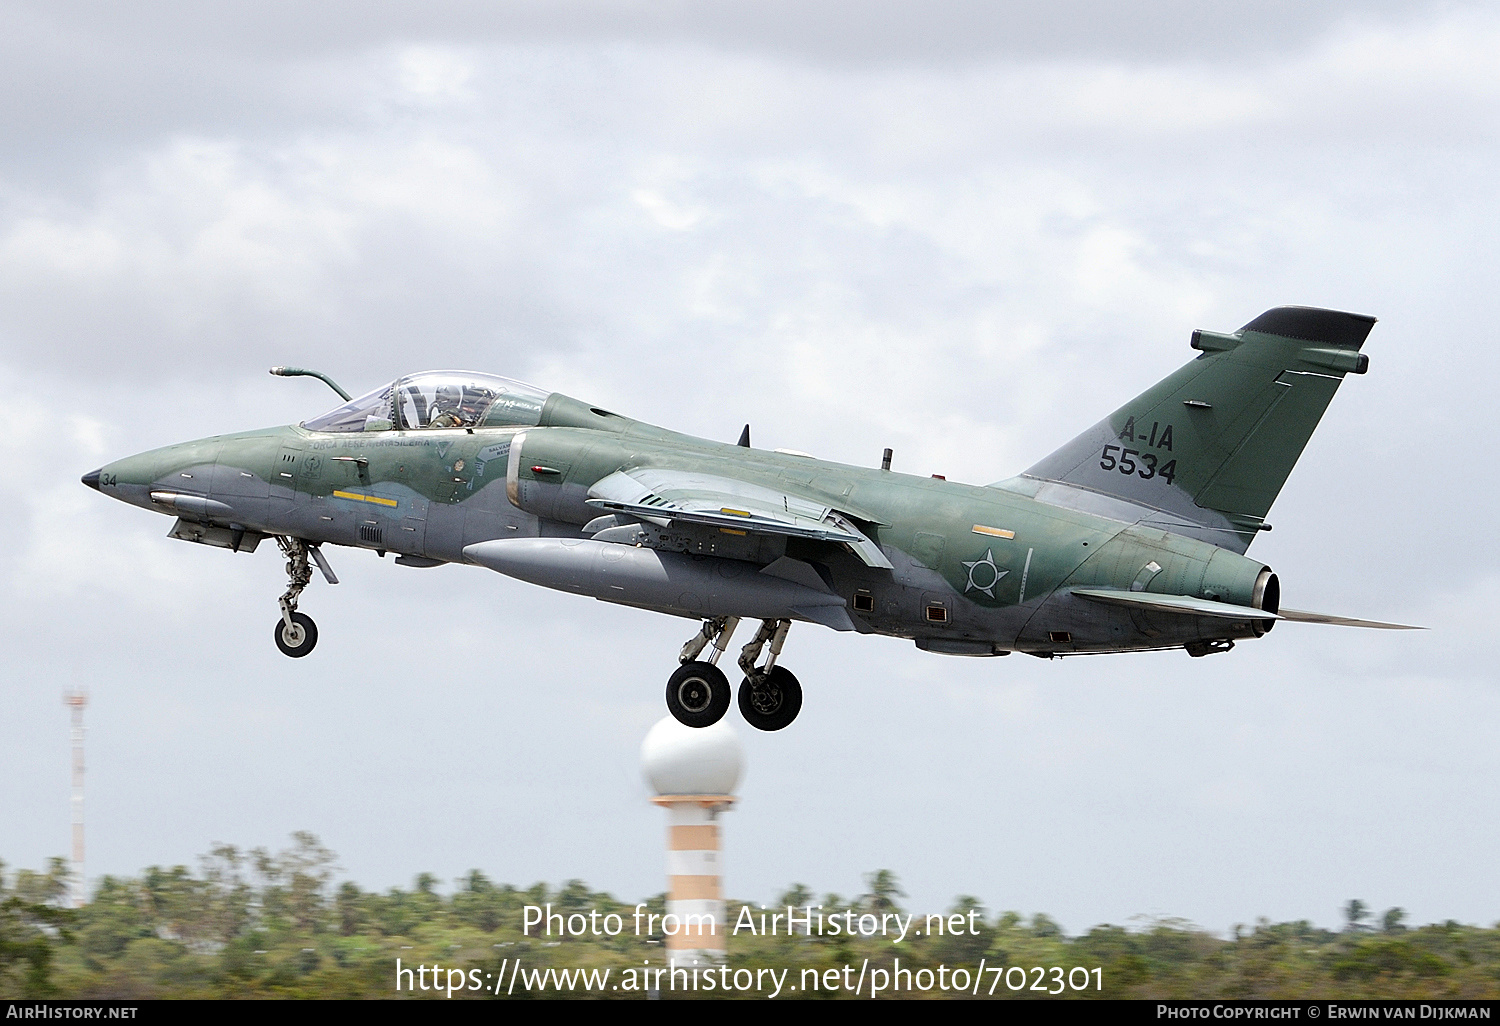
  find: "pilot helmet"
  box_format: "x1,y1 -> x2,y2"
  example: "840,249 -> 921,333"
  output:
433,383 -> 463,410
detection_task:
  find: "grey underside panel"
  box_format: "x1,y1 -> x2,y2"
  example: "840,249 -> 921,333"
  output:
464,538 -> 855,630
788,604 -> 857,631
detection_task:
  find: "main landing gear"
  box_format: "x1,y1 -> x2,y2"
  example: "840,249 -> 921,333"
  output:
666,617 -> 802,731
272,537 -> 337,658
736,619 -> 801,732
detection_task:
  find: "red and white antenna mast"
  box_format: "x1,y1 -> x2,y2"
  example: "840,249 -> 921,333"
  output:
62,689 -> 88,907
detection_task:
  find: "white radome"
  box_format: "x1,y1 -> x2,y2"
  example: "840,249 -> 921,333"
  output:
641,716 -> 743,796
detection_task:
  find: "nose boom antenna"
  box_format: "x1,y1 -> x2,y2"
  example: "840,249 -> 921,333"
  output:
269,366 -> 352,401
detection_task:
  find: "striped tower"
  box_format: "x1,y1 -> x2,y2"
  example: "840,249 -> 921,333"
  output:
62,689 -> 88,908
640,717 -> 743,967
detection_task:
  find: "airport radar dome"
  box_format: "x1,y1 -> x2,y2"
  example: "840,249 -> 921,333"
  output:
641,716 -> 743,796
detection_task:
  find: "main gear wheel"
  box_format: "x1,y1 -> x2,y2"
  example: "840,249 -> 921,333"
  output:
738,666 -> 802,731
666,661 -> 731,728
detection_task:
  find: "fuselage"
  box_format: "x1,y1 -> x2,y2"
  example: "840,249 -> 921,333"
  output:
88,381 -> 1276,658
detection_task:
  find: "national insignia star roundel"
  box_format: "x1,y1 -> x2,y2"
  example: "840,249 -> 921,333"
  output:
962,549 -> 1008,598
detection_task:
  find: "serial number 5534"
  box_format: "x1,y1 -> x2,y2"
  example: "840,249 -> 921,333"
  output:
1100,445 -> 1177,485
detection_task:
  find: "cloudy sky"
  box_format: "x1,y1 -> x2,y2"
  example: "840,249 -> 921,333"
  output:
2,0 -> 1496,936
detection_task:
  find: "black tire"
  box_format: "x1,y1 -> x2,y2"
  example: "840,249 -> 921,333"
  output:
665,662 -> 731,728
738,665 -> 802,731
274,611 -> 318,658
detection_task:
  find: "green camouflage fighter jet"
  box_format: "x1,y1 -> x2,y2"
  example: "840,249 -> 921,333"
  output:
84,306 -> 1417,732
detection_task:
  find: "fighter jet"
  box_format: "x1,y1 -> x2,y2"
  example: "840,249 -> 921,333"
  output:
83,306 -> 1417,732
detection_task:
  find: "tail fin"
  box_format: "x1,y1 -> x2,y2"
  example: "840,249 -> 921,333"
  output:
1012,306 -> 1376,553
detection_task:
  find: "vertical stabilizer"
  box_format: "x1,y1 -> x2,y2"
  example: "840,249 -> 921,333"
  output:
1011,307 -> 1375,553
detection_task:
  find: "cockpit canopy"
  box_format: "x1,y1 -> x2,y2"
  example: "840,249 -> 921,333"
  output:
302,371 -> 551,433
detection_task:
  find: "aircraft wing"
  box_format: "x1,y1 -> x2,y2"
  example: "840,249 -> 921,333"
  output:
1072,588 -> 1422,628
586,468 -> 894,568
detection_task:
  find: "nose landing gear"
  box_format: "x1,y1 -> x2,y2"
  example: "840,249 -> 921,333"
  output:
272,536 -> 337,658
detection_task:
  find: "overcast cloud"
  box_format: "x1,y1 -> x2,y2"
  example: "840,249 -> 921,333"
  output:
1,1 -> 1496,935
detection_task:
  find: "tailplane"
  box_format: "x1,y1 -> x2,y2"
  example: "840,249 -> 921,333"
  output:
1007,306 -> 1375,553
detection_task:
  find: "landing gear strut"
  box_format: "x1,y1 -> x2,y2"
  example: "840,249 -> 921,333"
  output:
736,619 -> 802,731
272,536 -> 328,658
665,617 -> 738,727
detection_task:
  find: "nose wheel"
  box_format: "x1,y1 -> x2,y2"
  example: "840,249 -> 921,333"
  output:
272,536 -> 336,658
274,611 -> 319,657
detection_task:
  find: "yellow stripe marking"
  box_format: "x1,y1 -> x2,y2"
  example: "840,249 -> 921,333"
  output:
718,528 -> 747,536
972,524 -> 1015,539
333,490 -> 399,508
719,507 -> 751,517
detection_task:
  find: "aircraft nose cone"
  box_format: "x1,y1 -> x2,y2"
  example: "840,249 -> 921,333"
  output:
82,468 -> 102,491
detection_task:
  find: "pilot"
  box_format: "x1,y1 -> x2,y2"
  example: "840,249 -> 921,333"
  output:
427,384 -> 467,428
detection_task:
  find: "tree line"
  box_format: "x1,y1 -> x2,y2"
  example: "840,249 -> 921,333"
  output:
2,834 -> 1496,999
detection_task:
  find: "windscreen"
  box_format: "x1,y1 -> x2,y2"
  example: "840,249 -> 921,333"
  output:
301,382 -> 396,432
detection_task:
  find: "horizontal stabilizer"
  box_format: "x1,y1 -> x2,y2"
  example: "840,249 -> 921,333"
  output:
1278,608 -> 1423,630
1071,588 -> 1277,620
1073,588 -> 1423,629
